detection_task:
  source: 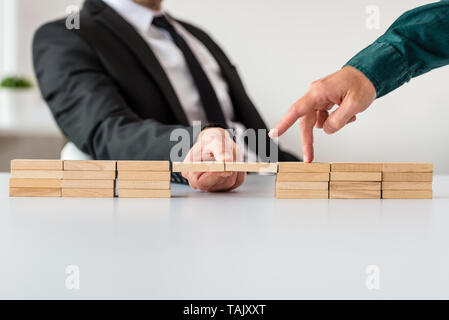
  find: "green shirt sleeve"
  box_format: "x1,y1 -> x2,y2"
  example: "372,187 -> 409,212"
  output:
345,1 -> 449,98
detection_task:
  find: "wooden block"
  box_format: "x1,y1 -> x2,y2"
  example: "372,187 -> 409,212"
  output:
225,162 -> 277,173
9,178 -> 62,188
63,160 -> 116,171
275,189 -> 328,199
275,181 -> 329,190
62,180 -> 114,189
10,170 -> 63,179
9,187 -> 61,197
382,190 -> 433,199
382,162 -> 433,173
331,162 -> 382,172
330,181 -> 381,191
382,182 -> 433,190
117,161 -> 169,172
330,172 -> 381,181
118,171 -> 171,181
276,172 -> 330,182
62,188 -> 114,198
172,162 -> 224,172
117,180 -> 170,190
11,159 -> 63,171
382,172 -> 433,182
118,189 -> 171,198
278,162 -> 330,173
330,190 -> 381,199
62,170 -> 116,180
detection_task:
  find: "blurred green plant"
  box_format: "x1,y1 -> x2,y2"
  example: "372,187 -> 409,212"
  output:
0,76 -> 33,89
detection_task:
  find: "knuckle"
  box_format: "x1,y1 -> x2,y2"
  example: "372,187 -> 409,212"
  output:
309,79 -> 326,92
327,117 -> 345,129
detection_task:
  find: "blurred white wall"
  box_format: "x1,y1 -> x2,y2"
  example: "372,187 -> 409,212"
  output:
2,0 -> 448,172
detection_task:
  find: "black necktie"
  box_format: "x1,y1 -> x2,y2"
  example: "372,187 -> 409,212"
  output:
152,15 -> 227,128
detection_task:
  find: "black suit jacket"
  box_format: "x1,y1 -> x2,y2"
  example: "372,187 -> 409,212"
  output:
33,0 -> 298,163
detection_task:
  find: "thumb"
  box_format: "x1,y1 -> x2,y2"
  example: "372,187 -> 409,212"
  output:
206,136 -> 234,162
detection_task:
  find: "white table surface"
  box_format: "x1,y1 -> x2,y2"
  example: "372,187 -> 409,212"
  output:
1,172 -> 448,299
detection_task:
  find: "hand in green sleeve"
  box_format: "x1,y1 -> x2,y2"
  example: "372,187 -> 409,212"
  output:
269,1 -> 449,162
346,0 -> 449,98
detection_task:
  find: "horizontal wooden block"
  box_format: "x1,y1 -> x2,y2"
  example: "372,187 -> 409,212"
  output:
62,188 -> 114,198
330,181 -> 381,191
275,189 -> 328,199
10,187 -> 61,197
225,162 -> 277,173
10,170 -> 63,179
118,171 -> 171,181
118,189 -> 171,198
382,182 -> 433,190
276,172 -> 329,182
331,162 -> 382,172
62,180 -> 114,189
277,162 -> 330,173
172,162 -> 225,172
9,178 -> 62,188
275,181 -> 329,190
117,180 -> 170,190
117,161 -> 169,172
330,172 -> 381,182
330,190 -> 381,199
382,172 -> 433,182
11,159 -> 63,171
63,160 -> 116,171
382,190 -> 433,199
382,162 -> 433,173
62,170 -> 116,180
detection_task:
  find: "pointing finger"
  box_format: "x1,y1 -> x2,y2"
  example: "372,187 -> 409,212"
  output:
300,111 -> 317,163
269,94 -> 315,138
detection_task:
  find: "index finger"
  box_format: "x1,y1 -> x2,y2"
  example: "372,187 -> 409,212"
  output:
269,94 -> 314,138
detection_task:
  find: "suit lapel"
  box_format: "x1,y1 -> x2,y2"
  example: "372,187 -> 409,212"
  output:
86,0 -> 189,126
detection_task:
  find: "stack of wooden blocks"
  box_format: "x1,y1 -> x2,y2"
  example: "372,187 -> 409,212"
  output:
330,163 -> 382,199
9,159 -> 63,197
382,162 -> 433,199
117,161 -> 171,198
62,160 -> 116,198
275,162 -> 330,199
8,159 -> 434,200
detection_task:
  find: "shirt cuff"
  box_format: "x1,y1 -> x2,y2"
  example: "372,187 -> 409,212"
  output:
344,41 -> 410,98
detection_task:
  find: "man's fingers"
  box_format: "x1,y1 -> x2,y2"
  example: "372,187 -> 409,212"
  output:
347,115 -> 357,124
269,94 -> 315,138
208,172 -> 238,192
315,110 -> 329,129
300,111 -> 317,163
196,172 -> 228,191
205,136 -> 233,162
323,103 -> 357,134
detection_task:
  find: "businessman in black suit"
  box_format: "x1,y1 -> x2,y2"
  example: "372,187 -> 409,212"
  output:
33,0 -> 297,191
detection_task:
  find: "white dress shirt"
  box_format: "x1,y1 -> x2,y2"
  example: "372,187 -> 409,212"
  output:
102,0 -> 245,129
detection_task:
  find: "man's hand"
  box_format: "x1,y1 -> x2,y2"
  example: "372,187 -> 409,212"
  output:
182,127 -> 246,192
269,66 -> 377,162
